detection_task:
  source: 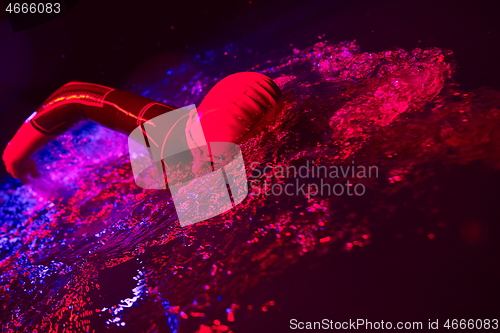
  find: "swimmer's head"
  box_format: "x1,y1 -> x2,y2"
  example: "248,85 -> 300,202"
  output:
198,71 -> 282,144
185,72 -> 281,173
186,72 -> 282,173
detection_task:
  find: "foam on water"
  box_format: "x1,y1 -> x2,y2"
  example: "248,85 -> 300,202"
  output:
1,40 -> 499,332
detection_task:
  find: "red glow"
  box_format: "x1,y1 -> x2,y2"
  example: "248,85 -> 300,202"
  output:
319,236 -> 331,243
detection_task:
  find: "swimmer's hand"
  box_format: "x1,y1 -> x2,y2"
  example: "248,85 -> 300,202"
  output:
3,121 -> 54,183
2,153 -> 40,183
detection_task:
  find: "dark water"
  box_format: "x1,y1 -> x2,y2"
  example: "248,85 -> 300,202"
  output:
1,39 -> 500,332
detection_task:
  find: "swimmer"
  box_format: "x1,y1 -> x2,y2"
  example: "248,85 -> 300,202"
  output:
2,72 -> 282,183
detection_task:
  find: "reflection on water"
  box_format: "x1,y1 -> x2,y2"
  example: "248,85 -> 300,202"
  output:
1,41 -> 499,332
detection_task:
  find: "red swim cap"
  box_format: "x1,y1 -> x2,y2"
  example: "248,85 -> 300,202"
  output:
186,72 -> 282,163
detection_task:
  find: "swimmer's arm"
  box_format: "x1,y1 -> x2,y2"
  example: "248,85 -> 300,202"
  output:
2,81 -> 177,182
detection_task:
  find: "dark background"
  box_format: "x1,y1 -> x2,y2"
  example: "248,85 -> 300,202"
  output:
1,0 -> 499,331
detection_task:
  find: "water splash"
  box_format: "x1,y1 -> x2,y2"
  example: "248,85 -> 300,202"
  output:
1,40 -> 500,332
